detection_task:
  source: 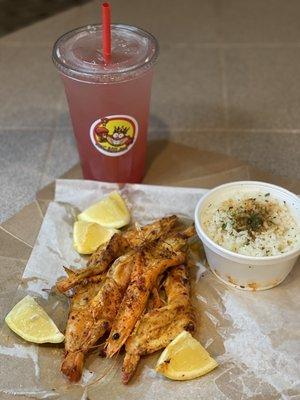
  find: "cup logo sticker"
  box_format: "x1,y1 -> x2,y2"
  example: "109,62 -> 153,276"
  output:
90,115 -> 138,157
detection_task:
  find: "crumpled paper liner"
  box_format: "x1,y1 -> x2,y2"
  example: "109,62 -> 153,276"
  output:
0,180 -> 299,399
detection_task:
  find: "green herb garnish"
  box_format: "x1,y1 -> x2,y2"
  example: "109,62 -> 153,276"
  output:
247,212 -> 263,231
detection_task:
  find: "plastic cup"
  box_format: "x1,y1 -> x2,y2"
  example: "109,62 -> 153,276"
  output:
52,24 -> 159,182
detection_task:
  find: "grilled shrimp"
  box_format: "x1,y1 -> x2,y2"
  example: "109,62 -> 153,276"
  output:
122,265 -> 195,384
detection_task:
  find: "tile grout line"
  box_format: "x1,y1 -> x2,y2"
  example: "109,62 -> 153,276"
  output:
246,165 -> 252,180
37,92 -> 66,190
37,130 -> 56,191
0,225 -> 33,249
218,47 -> 230,154
34,199 -> 46,219
219,48 -> 229,127
172,165 -> 249,185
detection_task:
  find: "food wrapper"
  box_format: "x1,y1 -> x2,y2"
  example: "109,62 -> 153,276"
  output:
0,180 -> 299,399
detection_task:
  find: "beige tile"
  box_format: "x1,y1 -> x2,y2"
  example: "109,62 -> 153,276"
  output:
218,0 -> 300,43
1,202 -> 44,247
151,45 -> 224,130
63,163 -> 83,179
144,140 -> 242,186
77,0 -> 219,44
2,0 -> 219,46
227,131 -> 300,179
248,166 -> 300,194
39,128 -> 79,188
0,228 -> 32,261
1,7 -> 81,45
171,130 -> 229,155
172,165 -> 251,188
56,93 -> 72,129
0,44 -> 62,128
0,130 -> 52,223
0,257 -> 25,320
0,45 -> 22,105
149,129 -> 229,155
224,47 -> 300,129
37,164 -> 83,202
36,200 -> 50,217
36,183 -> 55,202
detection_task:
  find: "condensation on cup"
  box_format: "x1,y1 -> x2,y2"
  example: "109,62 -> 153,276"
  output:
52,24 -> 159,182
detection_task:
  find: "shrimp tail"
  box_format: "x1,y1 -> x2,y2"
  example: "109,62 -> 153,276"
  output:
61,351 -> 84,382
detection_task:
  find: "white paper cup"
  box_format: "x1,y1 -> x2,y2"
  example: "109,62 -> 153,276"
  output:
194,181 -> 300,290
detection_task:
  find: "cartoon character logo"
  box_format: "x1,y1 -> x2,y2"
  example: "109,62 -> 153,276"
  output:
90,115 -> 138,157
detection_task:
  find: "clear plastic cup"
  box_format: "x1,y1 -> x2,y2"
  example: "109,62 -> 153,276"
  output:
52,24 -> 159,182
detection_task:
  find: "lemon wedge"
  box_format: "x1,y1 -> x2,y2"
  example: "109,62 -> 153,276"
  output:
155,331 -> 218,381
5,295 -> 64,344
78,191 -> 130,229
73,220 -> 117,254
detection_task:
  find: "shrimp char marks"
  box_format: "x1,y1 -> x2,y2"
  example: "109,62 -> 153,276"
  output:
56,215 -> 196,383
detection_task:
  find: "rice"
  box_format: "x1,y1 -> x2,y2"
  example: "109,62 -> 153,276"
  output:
202,191 -> 300,257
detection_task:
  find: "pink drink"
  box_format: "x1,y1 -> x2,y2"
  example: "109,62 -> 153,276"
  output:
53,25 -> 158,182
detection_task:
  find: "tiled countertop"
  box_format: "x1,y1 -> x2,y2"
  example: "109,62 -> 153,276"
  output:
1,0 -> 300,223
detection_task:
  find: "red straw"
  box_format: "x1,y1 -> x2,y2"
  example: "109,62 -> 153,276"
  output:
102,2 -> 111,64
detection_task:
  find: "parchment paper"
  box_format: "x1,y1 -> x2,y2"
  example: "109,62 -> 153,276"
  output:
0,180 -> 299,400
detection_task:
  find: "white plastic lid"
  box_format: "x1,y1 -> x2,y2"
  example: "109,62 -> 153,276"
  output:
52,24 -> 159,83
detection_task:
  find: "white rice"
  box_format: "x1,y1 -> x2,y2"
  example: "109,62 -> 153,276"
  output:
202,191 -> 300,257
